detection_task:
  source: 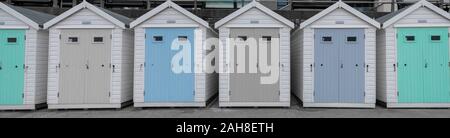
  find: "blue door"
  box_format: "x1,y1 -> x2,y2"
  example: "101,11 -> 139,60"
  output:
314,29 -> 340,102
144,28 -> 195,102
314,29 -> 365,103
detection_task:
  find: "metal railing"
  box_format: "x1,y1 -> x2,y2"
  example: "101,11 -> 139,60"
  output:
2,0 -> 450,12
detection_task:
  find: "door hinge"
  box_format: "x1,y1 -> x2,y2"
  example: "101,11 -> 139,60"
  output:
109,92 -> 111,97
110,34 -> 112,39
22,93 -> 24,98
397,91 -> 399,96
396,33 -> 398,38
59,34 -> 61,39
57,92 -> 60,98
193,90 -> 195,95
24,35 -> 26,40
278,91 -> 280,96
364,92 -> 366,97
229,90 -> 231,96
313,90 -> 315,96
145,34 -> 147,39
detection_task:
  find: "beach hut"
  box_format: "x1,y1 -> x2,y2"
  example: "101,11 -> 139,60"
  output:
215,0 -> 294,107
376,0 -> 450,108
0,2 -> 54,110
44,1 -> 134,109
291,1 -> 380,108
130,0 -> 218,107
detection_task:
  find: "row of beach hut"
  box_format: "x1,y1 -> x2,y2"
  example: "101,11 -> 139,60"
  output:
0,0 -> 449,110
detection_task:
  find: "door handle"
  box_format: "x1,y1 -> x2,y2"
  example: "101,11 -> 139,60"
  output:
366,65 -> 369,72
310,64 -> 313,72
112,65 -> 116,72
340,64 -> 343,68
15,65 -> 18,68
139,64 -> 143,71
425,63 -> 428,68
86,64 -> 89,69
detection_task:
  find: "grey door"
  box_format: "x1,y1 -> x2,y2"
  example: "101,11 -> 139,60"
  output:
85,29 -> 111,104
314,28 -> 365,103
59,29 -> 111,104
229,28 -> 279,102
60,29 -> 87,104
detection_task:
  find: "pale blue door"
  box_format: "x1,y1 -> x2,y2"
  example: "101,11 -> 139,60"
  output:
314,29 -> 365,103
144,28 -> 195,102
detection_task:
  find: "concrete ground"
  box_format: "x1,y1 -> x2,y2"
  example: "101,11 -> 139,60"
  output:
1,98 -> 450,118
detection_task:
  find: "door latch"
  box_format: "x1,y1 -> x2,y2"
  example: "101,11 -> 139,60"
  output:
112,65 -> 116,72
393,64 -> 396,72
310,64 -> 313,72
366,65 -> 369,72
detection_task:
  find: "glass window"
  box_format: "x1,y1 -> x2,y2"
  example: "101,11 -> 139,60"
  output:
238,36 -> 247,41
153,36 -> 163,42
347,36 -> 357,42
68,37 -> 78,43
7,37 -> 17,43
322,36 -> 332,42
262,36 -> 272,41
178,36 -> 188,41
405,36 -> 415,42
431,35 -> 441,41
93,37 -> 103,43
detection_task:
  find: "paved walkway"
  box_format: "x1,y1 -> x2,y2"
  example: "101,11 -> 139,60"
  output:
1,98 -> 450,118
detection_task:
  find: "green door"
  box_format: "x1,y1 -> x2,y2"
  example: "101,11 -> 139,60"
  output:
397,28 -> 450,103
0,29 -> 25,105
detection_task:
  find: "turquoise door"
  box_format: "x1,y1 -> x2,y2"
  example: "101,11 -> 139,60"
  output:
0,29 -> 25,105
397,28 -> 450,103
144,28 -> 195,102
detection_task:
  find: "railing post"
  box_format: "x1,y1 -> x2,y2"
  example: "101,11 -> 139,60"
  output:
146,0 -> 151,10
289,0 -> 293,11
100,0 -> 105,8
72,0 -> 77,7
391,0 -> 396,12
53,0 -> 59,8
